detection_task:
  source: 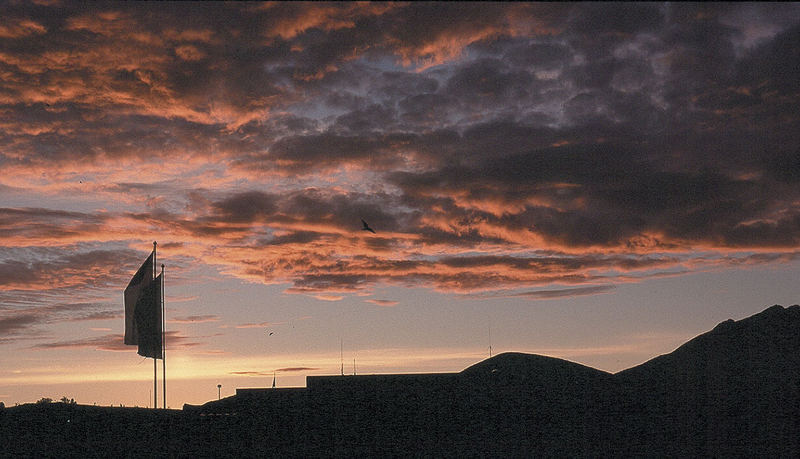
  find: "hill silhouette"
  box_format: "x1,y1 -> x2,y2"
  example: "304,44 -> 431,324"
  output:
612,304 -> 800,456
2,304 -> 798,456
461,351 -> 612,378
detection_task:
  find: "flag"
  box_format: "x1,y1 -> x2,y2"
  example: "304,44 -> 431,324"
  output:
136,273 -> 163,359
124,252 -> 154,345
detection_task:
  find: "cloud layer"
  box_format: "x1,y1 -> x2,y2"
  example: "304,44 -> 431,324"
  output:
1,3 -> 799,344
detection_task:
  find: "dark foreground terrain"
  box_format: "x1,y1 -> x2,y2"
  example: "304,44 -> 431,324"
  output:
2,304 -> 798,457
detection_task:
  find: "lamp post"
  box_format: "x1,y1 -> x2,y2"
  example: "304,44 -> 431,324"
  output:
217,384 -> 222,400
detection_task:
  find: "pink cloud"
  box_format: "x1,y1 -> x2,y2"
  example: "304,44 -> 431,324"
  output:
0,19 -> 46,38
168,315 -> 220,324
365,299 -> 399,307
235,321 -> 278,329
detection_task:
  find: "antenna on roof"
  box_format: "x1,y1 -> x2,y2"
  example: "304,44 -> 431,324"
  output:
489,325 -> 493,358
340,338 -> 344,376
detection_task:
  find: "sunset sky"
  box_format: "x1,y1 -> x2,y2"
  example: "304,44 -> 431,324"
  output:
1,2 -> 799,408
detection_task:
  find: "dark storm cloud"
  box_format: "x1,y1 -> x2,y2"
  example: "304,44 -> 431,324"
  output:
0,3 -> 289,165
244,120 -> 566,180
206,188 -> 404,234
0,299 -> 121,343
502,41 -> 569,69
368,2 -> 537,67
519,285 -> 616,299
443,58 -> 536,110
0,247 -> 143,289
277,367 -> 319,373
396,93 -> 456,127
211,191 -> 280,224
2,2 -> 799,302
389,138 -> 800,248
2,300 -> 118,322
28,334 -> 131,352
30,331 -> 196,351
1,1 -> 565,172
0,244 -> 149,340
333,103 -> 397,133
468,285 -> 617,301
0,208 -> 108,240
438,254 -> 679,273
250,251 -> 675,295
0,314 -> 39,334
0,109 -> 230,166
262,133 -> 391,173
380,8 -> 800,250
576,2 -> 664,35
375,71 -> 440,99
0,260 -> 39,287
232,128 -> 446,175
285,273 -> 377,295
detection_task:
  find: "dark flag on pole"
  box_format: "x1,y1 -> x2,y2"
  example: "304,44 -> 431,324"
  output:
124,252 -> 154,345
136,273 -> 163,359
123,245 -> 165,409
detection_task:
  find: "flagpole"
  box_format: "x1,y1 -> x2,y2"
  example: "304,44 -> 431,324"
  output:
161,263 -> 166,410
125,243 -> 162,410
153,241 -> 157,410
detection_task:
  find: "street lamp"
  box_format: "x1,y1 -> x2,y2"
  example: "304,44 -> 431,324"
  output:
217,384 -> 222,400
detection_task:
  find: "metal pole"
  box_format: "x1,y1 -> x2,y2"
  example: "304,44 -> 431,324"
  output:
152,241 -> 157,409
161,264 -> 166,409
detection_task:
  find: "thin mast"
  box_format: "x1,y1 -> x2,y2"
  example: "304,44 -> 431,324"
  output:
161,263 -> 166,409
152,241 -> 157,409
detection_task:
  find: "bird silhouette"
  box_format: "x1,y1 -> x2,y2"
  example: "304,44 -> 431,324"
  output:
361,219 -> 376,233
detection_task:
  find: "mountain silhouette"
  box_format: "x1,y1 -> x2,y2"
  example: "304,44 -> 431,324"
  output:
2,304 -> 798,456
619,304 -> 800,382
611,304 -> 800,456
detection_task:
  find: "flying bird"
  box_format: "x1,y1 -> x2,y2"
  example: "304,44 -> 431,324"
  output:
361,219 -> 376,234
267,331 -> 274,336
